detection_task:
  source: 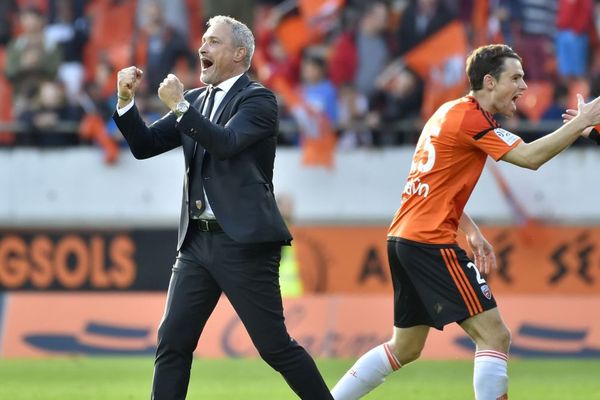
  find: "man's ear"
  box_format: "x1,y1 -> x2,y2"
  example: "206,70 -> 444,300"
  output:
234,47 -> 247,64
483,74 -> 496,90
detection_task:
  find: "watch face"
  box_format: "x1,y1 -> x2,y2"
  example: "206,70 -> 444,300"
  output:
177,101 -> 189,114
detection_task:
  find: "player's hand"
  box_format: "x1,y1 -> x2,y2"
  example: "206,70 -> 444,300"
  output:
158,74 -> 185,111
466,231 -> 497,274
562,108 -> 594,138
576,93 -> 600,127
117,66 -> 143,101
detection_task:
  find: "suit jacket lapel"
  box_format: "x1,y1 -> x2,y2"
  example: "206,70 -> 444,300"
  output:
183,75 -> 249,162
213,74 -> 250,124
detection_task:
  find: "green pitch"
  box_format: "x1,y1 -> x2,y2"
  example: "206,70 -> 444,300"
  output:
1,358 -> 599,399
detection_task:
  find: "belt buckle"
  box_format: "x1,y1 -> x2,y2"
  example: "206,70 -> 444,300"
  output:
199,219 -> 210,231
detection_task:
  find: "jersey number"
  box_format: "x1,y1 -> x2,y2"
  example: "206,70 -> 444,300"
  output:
410,128 -> 438,175
467,262 -> 486,284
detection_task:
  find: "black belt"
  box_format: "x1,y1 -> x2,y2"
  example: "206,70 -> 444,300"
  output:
193,219 -> 223,232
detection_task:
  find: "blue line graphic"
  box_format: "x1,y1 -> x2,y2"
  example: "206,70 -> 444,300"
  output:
24,321 -> 156,356
455,322 -> 600,358
86,322 -> 149,338
519,323 -> 587,341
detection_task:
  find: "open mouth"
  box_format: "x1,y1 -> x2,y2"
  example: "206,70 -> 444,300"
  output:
201,59 -> 214,70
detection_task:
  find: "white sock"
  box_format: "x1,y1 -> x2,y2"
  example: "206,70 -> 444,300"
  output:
331,343 -> 401,400
473,350 -> 508,400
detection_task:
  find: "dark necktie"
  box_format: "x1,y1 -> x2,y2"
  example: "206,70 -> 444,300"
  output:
189,86 -> 220,218
203,86 -> 220,121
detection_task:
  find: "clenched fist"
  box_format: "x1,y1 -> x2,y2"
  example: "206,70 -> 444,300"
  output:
158,74 -> 185,111
117,66 -> 143,103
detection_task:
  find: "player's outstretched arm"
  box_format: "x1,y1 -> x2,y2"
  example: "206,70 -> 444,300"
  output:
459,213 -> 497,274
562,108 -> 600,145
502,94 -> 600,169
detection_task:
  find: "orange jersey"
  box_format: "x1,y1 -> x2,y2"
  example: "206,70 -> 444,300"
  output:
388,96 -> 522,244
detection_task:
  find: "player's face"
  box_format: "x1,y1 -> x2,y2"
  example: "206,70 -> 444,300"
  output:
198,22 -> 241,86
490,58 -> 527,117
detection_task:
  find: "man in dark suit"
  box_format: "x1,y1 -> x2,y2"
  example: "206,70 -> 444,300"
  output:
113,15 -> 333,400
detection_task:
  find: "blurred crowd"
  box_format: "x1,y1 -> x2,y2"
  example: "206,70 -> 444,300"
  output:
1,0 -> 600,164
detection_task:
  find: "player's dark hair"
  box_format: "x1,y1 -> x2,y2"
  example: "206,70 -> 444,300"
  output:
466,44 -> 522,91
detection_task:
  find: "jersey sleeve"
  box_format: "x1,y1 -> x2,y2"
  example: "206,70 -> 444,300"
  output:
461,109 -> 522,161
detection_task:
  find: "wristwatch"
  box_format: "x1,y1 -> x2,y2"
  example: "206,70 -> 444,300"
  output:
174,100 -> 190,118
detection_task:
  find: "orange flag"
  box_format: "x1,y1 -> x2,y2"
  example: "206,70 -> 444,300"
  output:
299,0 -> 345,32
403,21 -> 469,119
79,113 -> 119,165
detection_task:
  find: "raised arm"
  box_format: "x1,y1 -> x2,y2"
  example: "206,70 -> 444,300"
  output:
158,73 -> 278,160
113,66 -> 182,159
501,94 -> 600,169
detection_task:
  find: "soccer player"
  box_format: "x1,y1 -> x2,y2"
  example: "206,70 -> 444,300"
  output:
331,44 -> 600,400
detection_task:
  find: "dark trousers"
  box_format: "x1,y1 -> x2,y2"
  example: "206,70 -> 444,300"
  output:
151,224 -> 333,399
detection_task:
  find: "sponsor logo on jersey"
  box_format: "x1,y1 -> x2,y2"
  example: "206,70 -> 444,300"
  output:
403,178 -> 430,198
481,284 -> 492,300
493,128 -> 519,146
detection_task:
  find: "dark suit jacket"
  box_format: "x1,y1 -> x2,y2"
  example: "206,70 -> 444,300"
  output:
113,73 -> 292,250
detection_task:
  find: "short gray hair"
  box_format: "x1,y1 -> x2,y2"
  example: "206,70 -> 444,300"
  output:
207,15 -> 255,70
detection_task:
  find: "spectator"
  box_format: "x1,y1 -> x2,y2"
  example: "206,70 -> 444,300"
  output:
80,56 -> 116,124
254,6 -> 302,88
48,0 -> 87,23
45,0 -> 90,99
292,50 -> 338,167
394,0 -> 455,56
328,1 -> 391,98
327,8 -> 359,87
372,63 -> 424,144
17,80 -> 82,147
136,0 -> 190,38
491,0 -> 520,46
0,0 -> 18,46
80,55 -> 158,150
511,0 -> 557,81
457,0 -> 512,46
5,6 -> 62,117
555,0 -> 593,81
337,83 -> 373,149
300,51 -> 338,126
133,1 -> 197,101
